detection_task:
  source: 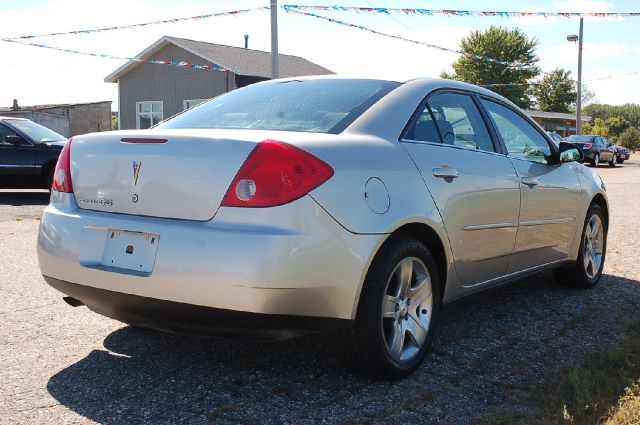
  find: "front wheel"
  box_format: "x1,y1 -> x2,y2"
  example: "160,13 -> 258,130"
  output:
608,155 -> 617,167
592,153 -> 600,167
342,237 -> 440,379
618,159 -> 625,164
554,204 -> 607,288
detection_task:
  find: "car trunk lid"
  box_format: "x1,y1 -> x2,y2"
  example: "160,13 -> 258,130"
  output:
70,130 -> 262,221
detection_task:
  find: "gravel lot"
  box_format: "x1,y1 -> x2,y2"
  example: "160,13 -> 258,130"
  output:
1,160 -> 639,425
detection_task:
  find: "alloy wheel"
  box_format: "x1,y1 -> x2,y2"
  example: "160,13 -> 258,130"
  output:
583,214 -> 604,280
381,257 -> 433,363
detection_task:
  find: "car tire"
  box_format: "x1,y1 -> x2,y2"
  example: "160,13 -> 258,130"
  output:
618,159 -> 625,164
553,203 -> 607,289
341,236 -> 440,379
608,155 -> 617,167
592,153 -> 600,167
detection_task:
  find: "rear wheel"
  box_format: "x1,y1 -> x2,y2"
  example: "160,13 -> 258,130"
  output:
342,237 -> 440,379
554,203 -> 606,288
608,155 -> 617,167
618,159 -> 625,164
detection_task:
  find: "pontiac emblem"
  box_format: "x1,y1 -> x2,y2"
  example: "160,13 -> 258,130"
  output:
132,161 -> 142,186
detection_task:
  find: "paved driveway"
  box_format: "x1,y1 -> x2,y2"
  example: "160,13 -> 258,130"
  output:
1,160 -> 639,424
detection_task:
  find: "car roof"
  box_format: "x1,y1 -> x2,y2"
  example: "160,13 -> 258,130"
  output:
261,75 -> 517,108
0,116 -> 28,121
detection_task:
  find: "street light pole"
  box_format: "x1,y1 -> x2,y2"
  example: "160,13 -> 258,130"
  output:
270,0 -> 279,79
576,17 -> 584,134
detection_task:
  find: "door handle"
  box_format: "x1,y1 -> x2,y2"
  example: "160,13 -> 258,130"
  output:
521,176 -> 539,187
433,165 -> 459,179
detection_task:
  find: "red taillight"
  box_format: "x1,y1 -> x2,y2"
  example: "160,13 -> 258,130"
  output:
221,140 -> 334,208
51,138 -> 73,193
583,143 -> 592,149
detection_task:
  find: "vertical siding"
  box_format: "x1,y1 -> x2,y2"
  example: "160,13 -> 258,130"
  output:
118,44 -> 234,130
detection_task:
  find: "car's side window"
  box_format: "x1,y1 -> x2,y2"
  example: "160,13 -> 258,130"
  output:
427,93 -> 495,152
481,99 -> 552,164
0,124 -> 19,145
403,106 -> 442,144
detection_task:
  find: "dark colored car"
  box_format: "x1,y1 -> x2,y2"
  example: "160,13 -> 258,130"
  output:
614,145 -> 630,164
0,117 -> 67,189
565,134 -> 617,167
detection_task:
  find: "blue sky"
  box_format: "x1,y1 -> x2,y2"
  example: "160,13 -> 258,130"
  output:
0,0 -> 638,109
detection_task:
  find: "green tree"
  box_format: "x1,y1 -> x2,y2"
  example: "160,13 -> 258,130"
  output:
617,127 -> 640,151
582,117 -> 610,137
531,68 -> 577,113
583,103 -> 640,127
605,116 -> 630,138
442,26 -> 539,108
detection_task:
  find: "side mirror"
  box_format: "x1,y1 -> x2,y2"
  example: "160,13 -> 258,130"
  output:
558,141 -> 584,164
4,135 -> 24,145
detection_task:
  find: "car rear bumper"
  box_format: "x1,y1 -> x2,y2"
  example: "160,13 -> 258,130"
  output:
38,192 -> 382,324
44,276 -> 352,337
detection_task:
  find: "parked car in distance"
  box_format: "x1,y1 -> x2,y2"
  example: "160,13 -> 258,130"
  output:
37,77 -> 609,379
0,117 -> 67,189
565,134 -> 617,167
614,145 -> 630,164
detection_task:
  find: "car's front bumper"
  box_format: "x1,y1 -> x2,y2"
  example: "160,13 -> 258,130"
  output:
37,192 -> 382,327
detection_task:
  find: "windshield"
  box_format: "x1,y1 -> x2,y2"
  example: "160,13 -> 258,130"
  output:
5,119 -> 66,142
158,79 -> 400,134
566,135 -> 594,143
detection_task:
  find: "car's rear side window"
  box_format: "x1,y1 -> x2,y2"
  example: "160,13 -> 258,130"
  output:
405,92 -> 495,153
158,79 -> 400,134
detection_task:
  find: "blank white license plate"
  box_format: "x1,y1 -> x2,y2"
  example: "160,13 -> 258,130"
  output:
100,229 -> 160,273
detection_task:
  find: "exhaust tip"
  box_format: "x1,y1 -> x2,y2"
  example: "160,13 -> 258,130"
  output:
63,296 -> 84,307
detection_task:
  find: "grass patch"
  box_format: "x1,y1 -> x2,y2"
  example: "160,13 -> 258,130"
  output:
484,322 -> 640,425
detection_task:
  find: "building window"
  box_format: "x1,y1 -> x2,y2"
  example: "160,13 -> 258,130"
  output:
136,101 -> 163,129
183,99 -> 208,110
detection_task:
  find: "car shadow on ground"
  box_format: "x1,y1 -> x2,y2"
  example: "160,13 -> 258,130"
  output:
0,190 -> 50,206
46,273 -> 640,425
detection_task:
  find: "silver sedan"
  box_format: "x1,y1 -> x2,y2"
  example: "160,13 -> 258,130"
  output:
37,77 -> 608,378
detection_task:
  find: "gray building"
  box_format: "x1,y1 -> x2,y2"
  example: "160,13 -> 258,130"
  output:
0,100 -> 112,137
105,36 -> 334,130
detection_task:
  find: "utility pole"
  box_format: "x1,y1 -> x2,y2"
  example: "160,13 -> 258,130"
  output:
270,0 -> 279,79
576,18 -> 584,134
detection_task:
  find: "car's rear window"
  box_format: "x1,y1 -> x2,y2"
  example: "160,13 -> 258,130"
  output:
158,79 -> 400,134
566,135 -> 594,143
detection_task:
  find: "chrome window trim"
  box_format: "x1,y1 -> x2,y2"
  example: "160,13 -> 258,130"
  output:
0,164 -> 42,168
399,138 -> 509,158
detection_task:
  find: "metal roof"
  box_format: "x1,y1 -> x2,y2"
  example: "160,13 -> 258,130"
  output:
0,101 -> 111,113
525,109 -> 591,122
104,36 -> 333,83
